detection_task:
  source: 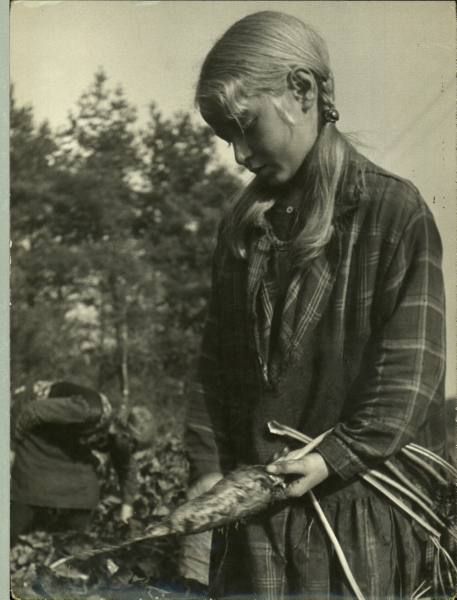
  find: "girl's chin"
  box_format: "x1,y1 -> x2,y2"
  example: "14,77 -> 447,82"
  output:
256,165 -> 284,184
258,167 -> 293,187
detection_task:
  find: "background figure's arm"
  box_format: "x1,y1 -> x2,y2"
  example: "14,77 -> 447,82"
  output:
109,434 -> 138,519
14,394 -> 100,441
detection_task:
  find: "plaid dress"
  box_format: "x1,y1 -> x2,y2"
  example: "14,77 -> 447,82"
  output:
185,151 -> 448,599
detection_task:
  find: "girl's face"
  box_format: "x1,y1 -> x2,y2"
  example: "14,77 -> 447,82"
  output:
205,91 -> 319,186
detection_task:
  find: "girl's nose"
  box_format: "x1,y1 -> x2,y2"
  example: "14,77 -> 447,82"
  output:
233,136 -> 252,168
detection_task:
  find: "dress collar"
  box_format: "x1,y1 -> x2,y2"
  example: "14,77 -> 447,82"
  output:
252,148 -> 368,239
333,150 -> 368,220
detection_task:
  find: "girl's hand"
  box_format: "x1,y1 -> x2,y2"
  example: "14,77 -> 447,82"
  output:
120,503 -> 134,523
266,451 -> 329,498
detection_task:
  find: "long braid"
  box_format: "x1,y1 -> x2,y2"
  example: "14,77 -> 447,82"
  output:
287,72 -> 351,267
320,75 -> 335,108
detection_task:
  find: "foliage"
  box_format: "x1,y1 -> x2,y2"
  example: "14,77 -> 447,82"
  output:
10,69 -> 241,412
10,433 -> 201,599
10,69 -> 241,594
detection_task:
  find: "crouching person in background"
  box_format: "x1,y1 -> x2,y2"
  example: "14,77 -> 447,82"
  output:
10,380 -> 154,546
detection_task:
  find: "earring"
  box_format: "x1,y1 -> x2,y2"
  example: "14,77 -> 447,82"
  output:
323,106 -> 339,123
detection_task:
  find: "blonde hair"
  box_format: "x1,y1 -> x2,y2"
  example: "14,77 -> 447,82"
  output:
196,11 -> 358,265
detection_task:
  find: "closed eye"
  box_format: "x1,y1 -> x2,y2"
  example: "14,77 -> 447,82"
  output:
241,117 -> 257,135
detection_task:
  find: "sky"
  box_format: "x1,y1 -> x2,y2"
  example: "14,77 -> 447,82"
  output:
9,0 -> 457,394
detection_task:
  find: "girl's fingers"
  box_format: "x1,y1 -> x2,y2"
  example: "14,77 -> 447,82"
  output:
267,459 -> 306,475
266,453 -> 330,497
270,446 -> 290,463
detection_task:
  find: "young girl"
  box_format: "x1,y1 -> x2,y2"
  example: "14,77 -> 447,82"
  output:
185,10 -> 450,599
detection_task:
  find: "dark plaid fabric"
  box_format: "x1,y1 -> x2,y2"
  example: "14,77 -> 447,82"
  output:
185,152 -> 447,597
209,483 -> 427,599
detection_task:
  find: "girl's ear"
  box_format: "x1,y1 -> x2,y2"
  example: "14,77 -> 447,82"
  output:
287,67 -> 317,111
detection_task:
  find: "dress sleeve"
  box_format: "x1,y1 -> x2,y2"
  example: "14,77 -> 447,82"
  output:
14,395 -> 101,441
317,203 -> 446,480
184,234 -> 232,483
